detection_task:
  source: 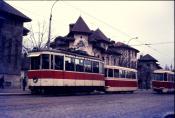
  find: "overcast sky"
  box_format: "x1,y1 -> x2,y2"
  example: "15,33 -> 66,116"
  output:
6,1 -> 174,68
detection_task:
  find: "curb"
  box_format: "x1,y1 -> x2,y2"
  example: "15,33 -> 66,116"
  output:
0,93 -> 31,96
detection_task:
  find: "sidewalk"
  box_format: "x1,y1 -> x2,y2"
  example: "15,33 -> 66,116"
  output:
0,87 -> 31,96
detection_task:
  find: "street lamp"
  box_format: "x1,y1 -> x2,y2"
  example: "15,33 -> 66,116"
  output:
127,37 -> 138,68
127,37 -> 138,45
47,0 -> 59,49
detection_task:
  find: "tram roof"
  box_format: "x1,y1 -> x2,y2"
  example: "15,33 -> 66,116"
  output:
28,48 -> 103,61
104,65 -> 137,72
153,69 -> 174,74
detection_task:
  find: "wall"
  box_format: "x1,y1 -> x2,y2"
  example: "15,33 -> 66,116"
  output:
0,19 -> 24,88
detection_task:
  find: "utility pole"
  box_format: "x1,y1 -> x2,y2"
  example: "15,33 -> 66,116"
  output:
47,0 -> 58,49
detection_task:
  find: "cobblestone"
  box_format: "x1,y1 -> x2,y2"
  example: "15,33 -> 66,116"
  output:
0,90 -> 174,118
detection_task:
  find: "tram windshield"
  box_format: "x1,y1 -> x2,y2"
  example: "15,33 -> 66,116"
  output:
153,73 -> 164,81
42,54 -> 49,69
31,56 -> 40,70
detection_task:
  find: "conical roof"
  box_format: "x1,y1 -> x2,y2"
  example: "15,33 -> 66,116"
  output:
0,0 -> 31,22
139,54 -> 158,62
70,16 -> 91,34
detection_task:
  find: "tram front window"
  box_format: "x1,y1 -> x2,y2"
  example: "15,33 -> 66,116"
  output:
108,69 -> 113,77
55,55 -> 64,70
42,54 -> 49,69
156,73 -> 164,81
31,56 -> 40,70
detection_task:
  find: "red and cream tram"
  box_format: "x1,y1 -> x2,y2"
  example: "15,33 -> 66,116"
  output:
27,49 -> 105,94
152,69 -> 174,93
104,65 -> 138,93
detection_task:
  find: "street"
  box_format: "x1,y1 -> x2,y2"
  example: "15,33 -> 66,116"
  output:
0,90 -> 174,118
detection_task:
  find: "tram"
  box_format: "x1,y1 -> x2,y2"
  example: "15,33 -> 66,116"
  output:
27,49 -> 105,94
104,65 -> 138,93
152,69 -> 174,93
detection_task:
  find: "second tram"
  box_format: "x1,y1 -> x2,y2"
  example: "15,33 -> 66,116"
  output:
152,69 -> 174,93
104,65 -> 138,93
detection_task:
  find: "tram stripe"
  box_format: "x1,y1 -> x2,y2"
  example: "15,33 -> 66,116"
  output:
27,70 -> 104,81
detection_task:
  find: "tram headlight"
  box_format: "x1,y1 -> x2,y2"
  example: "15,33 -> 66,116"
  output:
33,77 -> 38,83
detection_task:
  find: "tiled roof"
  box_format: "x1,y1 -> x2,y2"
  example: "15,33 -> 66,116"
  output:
139,54 -> 158,62
0,0 -> 31,22
70,16 -> 91,34
113,42 -> 139,52
89,28 -> 110,43
105,48 -> 121,55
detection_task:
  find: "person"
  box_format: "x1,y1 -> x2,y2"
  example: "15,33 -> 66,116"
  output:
0,75 -> 4,89
22,76 -> 27,91
0,76 -> 2,88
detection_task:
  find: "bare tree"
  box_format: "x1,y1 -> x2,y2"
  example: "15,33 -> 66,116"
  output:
22,21 -> 55,52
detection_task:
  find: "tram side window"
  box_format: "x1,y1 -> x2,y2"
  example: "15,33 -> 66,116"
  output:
131,72 -> 136,79
169,74 -> 175,82
51,55 -> 54,69
120,70 -> 126,78
75,58 -> 84,72
114,69 -> 119,78
125,71 -> 130,79
99,62 -> 104,74
42,54 -> 49,69
84,60 -> 92,73
92,61 -> 99,73
164,73 -> 168,81
105,68 -> 107,77
65,56 -> 75,71
31,56 -> 40,70
55,55 -> 64,70
108,69 -> 113,77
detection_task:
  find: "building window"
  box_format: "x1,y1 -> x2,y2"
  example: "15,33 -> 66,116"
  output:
114,58 -> 116,65
55,55 -> 64,70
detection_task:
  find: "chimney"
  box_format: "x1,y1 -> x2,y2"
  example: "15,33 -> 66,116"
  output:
69,23 -> 74,32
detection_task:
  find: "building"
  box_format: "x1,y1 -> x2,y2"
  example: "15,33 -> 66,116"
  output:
137,54 -> 162,89
109,42 -> 139,69
51,16 -> 139,68
0,0 -> 31,88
